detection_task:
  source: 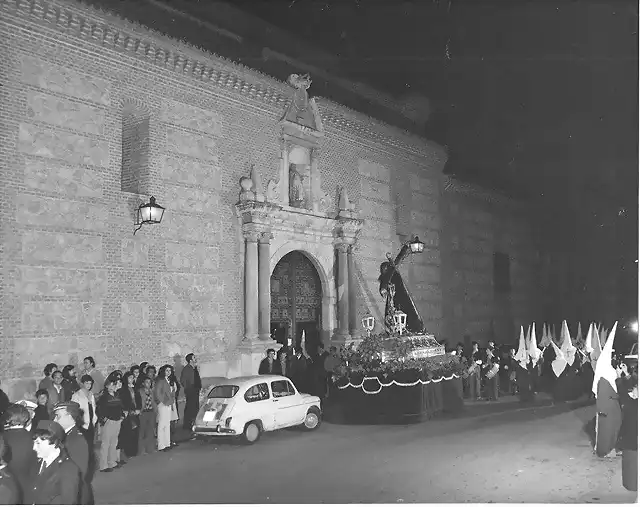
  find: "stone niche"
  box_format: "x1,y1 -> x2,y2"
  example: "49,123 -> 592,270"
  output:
263,73 -> 330,213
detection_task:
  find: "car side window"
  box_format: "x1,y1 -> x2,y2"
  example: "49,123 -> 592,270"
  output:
271,380 -> 295,398
244,383 -> 270,403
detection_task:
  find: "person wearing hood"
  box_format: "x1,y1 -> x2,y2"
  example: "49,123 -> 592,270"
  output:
618,362 -> 638,491
593,323 -> 624,458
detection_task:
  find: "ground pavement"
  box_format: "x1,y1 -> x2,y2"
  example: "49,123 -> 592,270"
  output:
92,398 -> 637,504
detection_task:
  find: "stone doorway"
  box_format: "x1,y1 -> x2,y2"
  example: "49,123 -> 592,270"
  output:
270,251 -> 322,354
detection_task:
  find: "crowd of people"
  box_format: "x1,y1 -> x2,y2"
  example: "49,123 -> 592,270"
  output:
257,343 -> 340,403
0,353 -> 203,504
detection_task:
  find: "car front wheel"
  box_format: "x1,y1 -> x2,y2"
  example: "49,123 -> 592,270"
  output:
242,421 -> 261,444
302,407 -> 321,431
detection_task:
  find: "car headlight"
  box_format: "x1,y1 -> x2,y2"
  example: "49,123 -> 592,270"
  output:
225,417 -> 232,428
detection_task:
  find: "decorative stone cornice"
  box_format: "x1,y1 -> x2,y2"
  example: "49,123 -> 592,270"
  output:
235,201 -> 363,242
2,0 -> 444,165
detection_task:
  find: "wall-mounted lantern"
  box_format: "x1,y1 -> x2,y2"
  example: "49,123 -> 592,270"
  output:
133,196 -> 165,235
408,235 -> 425,254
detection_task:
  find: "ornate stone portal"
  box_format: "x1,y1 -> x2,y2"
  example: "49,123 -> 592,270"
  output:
236,74 -> 363,375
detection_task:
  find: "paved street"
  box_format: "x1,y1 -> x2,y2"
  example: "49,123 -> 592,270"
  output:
92,402 -> 636,504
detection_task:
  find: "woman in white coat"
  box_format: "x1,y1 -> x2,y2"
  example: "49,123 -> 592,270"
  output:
72,374 -> 98,446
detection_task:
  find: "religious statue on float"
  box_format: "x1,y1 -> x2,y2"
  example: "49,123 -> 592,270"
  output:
378,236 -> 426,335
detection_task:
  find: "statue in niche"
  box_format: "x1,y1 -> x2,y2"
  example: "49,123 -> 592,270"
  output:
289,163 -> 305,208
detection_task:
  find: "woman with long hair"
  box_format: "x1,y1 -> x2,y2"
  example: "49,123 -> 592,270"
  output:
61,365 -> 81,401
117,372 -> 142,463
153,365 -> 175,452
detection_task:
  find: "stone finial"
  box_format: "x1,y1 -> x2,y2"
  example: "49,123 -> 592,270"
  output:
238,176 -> 255,202
250,165 -> 265,202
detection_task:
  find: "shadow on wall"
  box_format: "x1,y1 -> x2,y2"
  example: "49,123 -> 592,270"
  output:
172,354 -> 184,381
352,258 -> 384,326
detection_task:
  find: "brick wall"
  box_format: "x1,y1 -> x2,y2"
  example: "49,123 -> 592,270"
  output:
0,0 -> 538,399
0,0 -> 449,399
440,179 -> 541,347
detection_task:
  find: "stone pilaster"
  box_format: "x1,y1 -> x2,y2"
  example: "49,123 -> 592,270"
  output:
335,242 -> 350,340
243,231 -> 260,341
348,245 -> 358,336
258,232 -> 273,340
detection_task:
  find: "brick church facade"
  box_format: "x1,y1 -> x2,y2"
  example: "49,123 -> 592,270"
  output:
0,0 -> 540,398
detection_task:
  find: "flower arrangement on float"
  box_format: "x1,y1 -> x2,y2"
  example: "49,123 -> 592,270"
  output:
330,311 -> 467,390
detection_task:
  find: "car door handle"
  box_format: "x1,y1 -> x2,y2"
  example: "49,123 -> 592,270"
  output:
273,399 -> 279,402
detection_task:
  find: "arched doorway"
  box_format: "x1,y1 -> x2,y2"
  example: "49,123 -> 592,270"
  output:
270,251 -> 322,353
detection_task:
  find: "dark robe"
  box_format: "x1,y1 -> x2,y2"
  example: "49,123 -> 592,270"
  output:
595,377 -> 622,457
289,355 -> 309,393
26,451 -> 81,505
619,395 -> 638,491
516,364 -> 534,402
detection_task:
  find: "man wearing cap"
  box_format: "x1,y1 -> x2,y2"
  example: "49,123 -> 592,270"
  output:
53,402 -> 93,504
27,420 -> 81,505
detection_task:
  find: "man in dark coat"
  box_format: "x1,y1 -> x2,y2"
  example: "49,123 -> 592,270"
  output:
289,348 -> 309,394
2,404 -> 37,502
52,402 -> 93,504
27,420 -> 81,505
180,353 -> 202,432
258,349 -> 278,375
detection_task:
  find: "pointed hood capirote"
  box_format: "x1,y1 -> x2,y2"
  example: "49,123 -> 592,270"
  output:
528,322 -> 541,365
592,322 -> 619,396
560,320 -> 577,366
585,322 -> 595,354
551,339 -> 567,377
514,326 -> 529,368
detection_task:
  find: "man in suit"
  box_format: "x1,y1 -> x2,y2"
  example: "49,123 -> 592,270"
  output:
2,404 -> 37,502
27,420 -> 81,505
53,402 -> 93,504
180,353 -> 202,432
47,371 -> 66,415
258,349 -> 277,375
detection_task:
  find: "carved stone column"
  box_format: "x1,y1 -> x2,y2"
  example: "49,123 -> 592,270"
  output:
335,242 -> 350,339
244,231 -> 260,341
348,245 -> 358,336
258,232 -> 273,341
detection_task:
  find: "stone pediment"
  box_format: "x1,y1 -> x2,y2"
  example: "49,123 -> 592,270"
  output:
236,200 -> 362,243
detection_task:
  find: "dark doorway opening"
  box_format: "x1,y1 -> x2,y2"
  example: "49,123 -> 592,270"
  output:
270,251 -> 322,354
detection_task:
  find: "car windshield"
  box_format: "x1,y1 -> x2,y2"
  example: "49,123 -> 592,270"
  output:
207,385 -> 239,399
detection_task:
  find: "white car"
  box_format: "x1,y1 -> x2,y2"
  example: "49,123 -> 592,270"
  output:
193,375 -> 322,444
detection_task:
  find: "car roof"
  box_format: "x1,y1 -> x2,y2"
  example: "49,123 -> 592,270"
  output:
212,375 -> 289,388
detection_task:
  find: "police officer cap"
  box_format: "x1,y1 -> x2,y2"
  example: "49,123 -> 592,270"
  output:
53,401 -> 81,418
35,420 -> 65,441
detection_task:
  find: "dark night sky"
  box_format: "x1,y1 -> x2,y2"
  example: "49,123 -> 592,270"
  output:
229,0 -> 638,201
